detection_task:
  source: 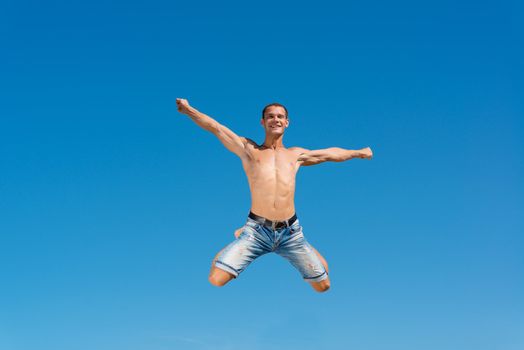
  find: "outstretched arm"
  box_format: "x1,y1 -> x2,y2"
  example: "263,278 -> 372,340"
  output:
176,98 -> 248,159
297,147 -> 373,166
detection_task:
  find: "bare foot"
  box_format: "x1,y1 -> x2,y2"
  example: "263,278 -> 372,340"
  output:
234,227 -> 243,238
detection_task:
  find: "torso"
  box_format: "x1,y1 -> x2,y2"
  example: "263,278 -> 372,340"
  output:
242,141 -> 304,221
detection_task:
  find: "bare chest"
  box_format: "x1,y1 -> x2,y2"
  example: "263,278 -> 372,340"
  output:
245,148 -> 298,178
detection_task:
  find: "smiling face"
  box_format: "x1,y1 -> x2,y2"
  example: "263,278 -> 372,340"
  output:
261,106 -> 289,136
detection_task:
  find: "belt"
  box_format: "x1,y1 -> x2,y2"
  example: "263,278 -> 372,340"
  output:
248,211 -> 297,230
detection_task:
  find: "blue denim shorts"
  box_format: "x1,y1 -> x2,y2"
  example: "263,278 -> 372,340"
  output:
215,216 -> 328,282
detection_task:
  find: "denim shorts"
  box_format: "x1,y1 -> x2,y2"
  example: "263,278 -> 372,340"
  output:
215,217 -> 328,282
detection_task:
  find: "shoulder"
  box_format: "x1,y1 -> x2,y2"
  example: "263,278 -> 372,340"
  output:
242,137 -> 259,148
238,137 -> 260,160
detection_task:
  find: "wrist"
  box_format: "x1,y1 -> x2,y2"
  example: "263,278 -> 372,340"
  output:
346,150 -> 359,160
184,106 -> 198,117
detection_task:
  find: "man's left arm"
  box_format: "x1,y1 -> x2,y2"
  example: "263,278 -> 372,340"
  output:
297,147 -> 373,166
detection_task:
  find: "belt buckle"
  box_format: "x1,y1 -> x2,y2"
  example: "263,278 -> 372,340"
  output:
274,220 -> 287,230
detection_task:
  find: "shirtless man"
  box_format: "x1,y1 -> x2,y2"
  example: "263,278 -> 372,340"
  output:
176,98 -> 373,292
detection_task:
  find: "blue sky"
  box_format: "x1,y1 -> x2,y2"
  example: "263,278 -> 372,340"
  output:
1,0 -> 522,349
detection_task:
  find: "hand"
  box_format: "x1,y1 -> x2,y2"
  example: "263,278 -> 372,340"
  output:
176,98 -> 191,114
359,147 -> 373,159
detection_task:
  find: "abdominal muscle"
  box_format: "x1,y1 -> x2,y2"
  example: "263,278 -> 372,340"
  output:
243,150 -> 298,221
249,181 -> 296,221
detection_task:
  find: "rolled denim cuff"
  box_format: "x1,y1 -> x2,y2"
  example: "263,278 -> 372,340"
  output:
304,270 -> 328,283
215,260 -> 239,278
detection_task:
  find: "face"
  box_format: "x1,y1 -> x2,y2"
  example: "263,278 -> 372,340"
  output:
261,106 -> 289,135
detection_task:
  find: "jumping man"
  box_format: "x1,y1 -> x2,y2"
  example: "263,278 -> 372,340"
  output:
176,98 -> 373,292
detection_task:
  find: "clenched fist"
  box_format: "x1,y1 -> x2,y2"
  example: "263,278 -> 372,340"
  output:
359,147 -> 373,159
176,98 -> 191,114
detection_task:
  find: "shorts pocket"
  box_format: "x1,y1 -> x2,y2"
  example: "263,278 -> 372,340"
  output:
289,224 -> 302,234
245,220 -> 260,231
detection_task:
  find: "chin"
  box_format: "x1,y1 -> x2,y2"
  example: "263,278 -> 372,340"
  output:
267,127 -> 285,134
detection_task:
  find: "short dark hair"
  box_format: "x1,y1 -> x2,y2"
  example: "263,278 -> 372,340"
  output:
262,103 -> 288,119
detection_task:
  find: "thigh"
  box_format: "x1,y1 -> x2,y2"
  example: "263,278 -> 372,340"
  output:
309,245 -> 329,273
277,230 -> 328,282
214,225 -> 269,278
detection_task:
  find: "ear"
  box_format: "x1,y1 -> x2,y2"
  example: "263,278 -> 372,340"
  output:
260,117 -> 265,126
285,117 -> 290,128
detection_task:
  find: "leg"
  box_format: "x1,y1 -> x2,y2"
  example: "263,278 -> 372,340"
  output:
311,246 -> 329,273
277,224 -> 331,293
308,245 -> 330,293
209,221 -> 268,287
310,278 -> 331,293
234,226 -> 243,238
208,247 -> 236,287
209,225 -> 249,286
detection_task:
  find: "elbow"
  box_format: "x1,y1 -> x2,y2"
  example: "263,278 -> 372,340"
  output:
329,153 -> 345,162
327,148 -> 345,162
206,121 -> 220,134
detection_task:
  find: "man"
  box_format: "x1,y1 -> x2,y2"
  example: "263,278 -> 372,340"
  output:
176,98 -> 373,292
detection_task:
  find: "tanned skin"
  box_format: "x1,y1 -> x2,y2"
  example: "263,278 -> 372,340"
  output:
176,98 -> 372,292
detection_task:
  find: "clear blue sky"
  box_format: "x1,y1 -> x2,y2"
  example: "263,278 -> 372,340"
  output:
1,1 -> 522,349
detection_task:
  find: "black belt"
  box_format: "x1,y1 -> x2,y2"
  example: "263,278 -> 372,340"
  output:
248,211 -> 297,230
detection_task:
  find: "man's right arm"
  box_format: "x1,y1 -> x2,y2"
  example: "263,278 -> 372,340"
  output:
176,98 -> 249,159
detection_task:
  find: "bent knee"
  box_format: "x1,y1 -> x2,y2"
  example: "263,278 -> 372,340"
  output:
310,279 -> 331,293
208,269 -> 235,287
208,274 -> 227,287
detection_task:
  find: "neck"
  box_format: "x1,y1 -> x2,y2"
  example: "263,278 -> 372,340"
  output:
262,133 -> 285,149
